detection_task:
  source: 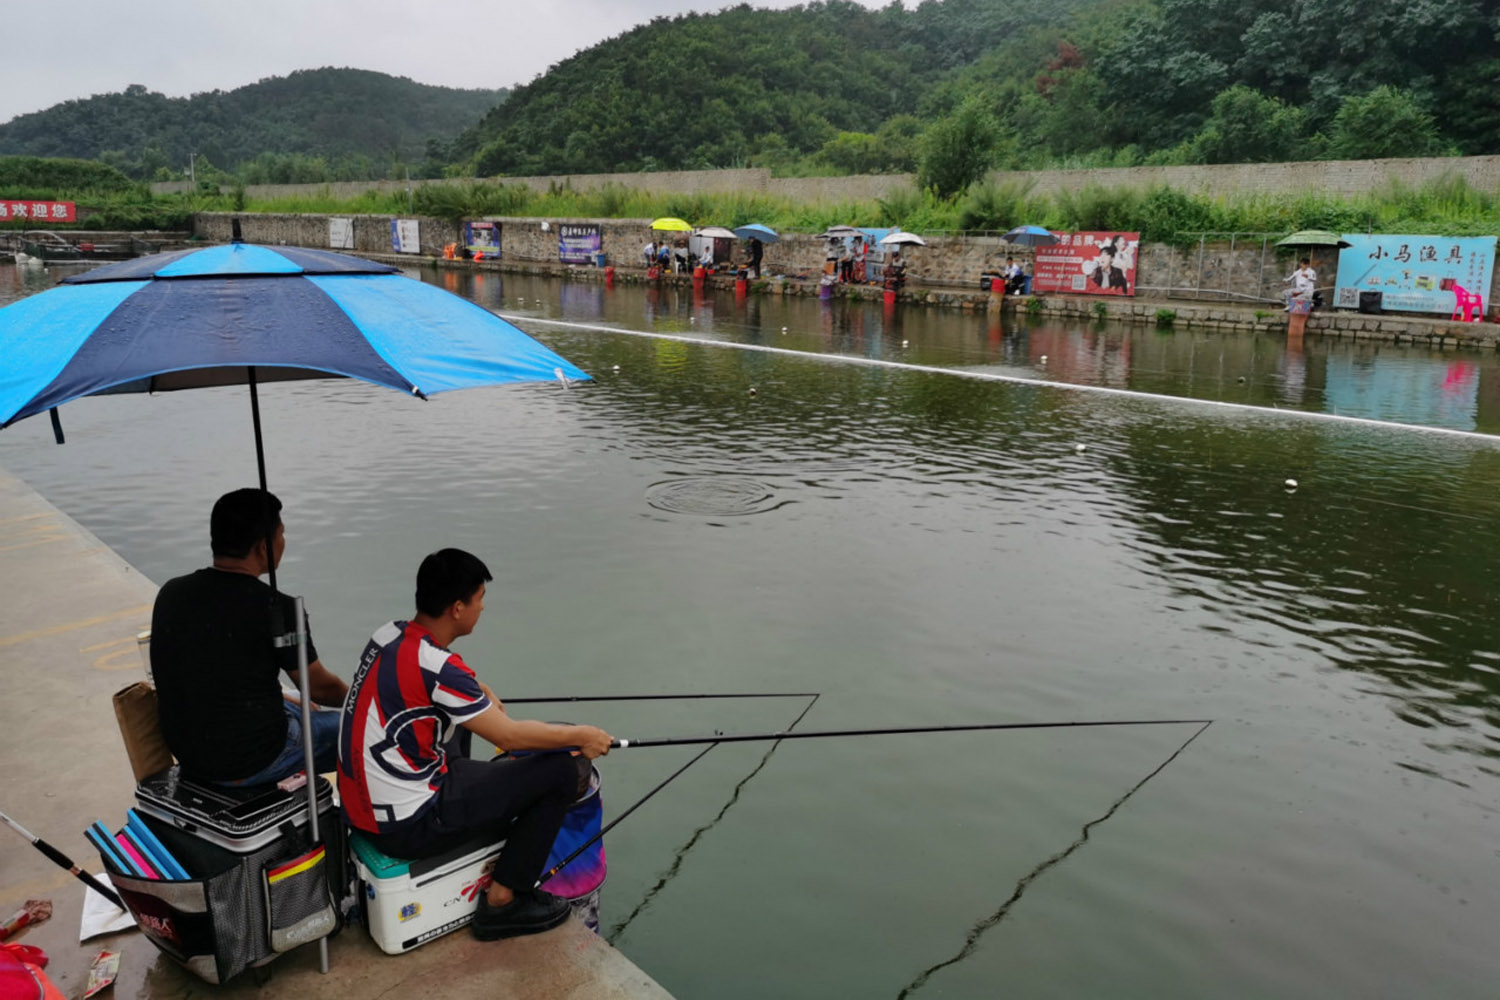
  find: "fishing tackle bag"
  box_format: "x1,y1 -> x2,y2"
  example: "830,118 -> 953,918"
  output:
96,767 -> 347,984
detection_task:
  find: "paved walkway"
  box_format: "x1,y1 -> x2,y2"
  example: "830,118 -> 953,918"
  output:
0,464 -> 671,999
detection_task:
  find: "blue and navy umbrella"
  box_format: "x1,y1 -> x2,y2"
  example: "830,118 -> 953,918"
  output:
0,240 -> 589,433
1001,225 -> 1058,247
732,223 -> 779,244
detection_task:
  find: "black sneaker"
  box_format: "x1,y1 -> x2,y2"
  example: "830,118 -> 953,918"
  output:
472,890 -> 572,941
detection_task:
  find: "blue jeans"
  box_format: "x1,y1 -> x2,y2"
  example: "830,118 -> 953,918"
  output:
220,701 -> 340,787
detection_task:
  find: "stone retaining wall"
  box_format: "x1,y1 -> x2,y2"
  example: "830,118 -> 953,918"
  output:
194,212 -> 1500,336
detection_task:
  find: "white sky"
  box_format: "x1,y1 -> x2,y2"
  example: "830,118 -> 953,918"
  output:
3,0 -> 900,124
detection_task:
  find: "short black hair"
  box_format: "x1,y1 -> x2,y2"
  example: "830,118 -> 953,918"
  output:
416,548 -> 493,617
211,488 -> 281,558
1299,256 -> 1311,265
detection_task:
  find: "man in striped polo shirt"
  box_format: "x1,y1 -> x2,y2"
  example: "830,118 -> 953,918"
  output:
337,548 -> 612,940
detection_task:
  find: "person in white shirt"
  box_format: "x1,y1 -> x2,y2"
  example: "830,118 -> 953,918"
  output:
1285,257 -> 1317,310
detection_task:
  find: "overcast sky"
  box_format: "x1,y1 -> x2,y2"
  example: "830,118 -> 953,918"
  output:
3,0 -> 899,124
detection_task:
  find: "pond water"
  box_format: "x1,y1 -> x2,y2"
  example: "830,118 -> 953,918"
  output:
3,265 -> 1498,998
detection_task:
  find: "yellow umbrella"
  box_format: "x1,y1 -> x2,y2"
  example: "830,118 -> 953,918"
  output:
651,217 -> 693,232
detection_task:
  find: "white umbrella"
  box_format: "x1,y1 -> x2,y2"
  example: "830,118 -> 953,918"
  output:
696,227 -> 739,239
880,232 -> 927,247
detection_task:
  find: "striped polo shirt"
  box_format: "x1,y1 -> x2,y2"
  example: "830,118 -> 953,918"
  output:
337,620 -> 490,833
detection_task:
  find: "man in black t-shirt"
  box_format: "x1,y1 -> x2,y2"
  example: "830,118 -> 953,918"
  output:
151,488 -> 349,785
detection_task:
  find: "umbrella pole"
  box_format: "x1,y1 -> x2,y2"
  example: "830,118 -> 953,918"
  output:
251,371 -> 326,971
293,595 -> 330,973
247,367 -> 279,596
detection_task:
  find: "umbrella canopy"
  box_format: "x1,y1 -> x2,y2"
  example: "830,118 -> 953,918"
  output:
1276,229 -> 1353,249
696,227 -> 739,240
733,224 -> 779,243
0,241 -> 589,429
819,225 -> 862,238
1001,225 -> 1058,247
650,217 -> 694,232
880,232 -> 927,247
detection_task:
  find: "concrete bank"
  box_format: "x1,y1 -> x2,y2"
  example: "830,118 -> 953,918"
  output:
402,252 -> 1500,353
0,465 -> 671,998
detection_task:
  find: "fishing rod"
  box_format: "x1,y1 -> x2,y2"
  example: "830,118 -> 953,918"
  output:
610,717 -> 1214,749
0,810 -> 124,909
506,691 -> 820,706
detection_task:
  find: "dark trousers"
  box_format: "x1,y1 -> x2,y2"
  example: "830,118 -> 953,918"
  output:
367,737 -> 580,892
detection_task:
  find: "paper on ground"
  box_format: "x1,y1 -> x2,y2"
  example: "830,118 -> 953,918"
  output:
80,873 -> 136,941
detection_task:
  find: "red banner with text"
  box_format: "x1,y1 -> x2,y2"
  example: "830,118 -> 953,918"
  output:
1033,231 -> 1139,296
0,199 -> 76,223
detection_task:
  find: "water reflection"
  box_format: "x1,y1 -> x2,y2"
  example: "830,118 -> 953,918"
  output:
423,269 -> 1500,435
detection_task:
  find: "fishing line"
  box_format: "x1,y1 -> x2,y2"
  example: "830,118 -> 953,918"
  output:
608,717 -> 1214,749
607,692 -> 822,942
895,720 -> 1213,999
535,741 -> 719,890
505,691 -> 820,705
537,694 -> 822,897
508,314 -> 1500,445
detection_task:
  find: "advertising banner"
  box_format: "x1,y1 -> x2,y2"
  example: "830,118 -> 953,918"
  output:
390,219 -> 420,254
464,220 -> 501,257
0,199 -> 76,223
1334,235 -> 1495,314
1033,231 -> 1139,296
328,217 -> 353,250
559,223 -> 601,264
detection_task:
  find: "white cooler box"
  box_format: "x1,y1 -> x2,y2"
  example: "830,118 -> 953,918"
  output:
350,831 -> 504,954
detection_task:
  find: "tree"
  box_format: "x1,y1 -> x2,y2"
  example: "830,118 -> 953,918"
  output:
1183,85 -> 1308,163
918,95 -> 1003,198
1325,87 -> 1450,160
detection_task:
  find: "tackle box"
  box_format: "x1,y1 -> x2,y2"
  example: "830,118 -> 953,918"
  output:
134,766 -> 336,850
350,831 -> 504,954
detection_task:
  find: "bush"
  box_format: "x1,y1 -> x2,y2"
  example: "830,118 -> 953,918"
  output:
1326,87 -> 1452,160
1182,86 -> 1309,164
918,95 -> 1003,199
958,179 -> 1039,231
0,156 -> 135,196
1155,308 -> 1177,326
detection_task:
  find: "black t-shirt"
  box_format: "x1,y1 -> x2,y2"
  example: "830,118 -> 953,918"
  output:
150,568 -> 319,781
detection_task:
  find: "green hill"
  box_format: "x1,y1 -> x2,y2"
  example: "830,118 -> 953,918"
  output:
0,68 -> 507,181
453,0 -> 1496,178
451,0 -> 1099,176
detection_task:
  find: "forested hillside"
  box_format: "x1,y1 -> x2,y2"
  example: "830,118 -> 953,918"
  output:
0,69 -> 506,182
452,0 -> 1498,182
449,0 -> 1097,175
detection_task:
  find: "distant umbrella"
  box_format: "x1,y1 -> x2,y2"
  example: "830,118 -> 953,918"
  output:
650,217 -> 694,232
1001,225 -> 1058,247
1276,229 -> 1353,249
819,225 -> 862,238
880,232 -> 927,247
696,227 -> 739,239
733,224 -> 779,243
